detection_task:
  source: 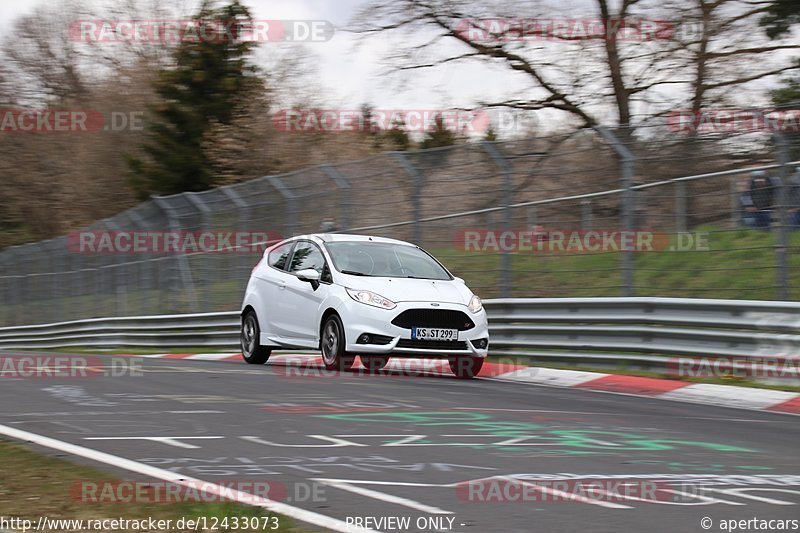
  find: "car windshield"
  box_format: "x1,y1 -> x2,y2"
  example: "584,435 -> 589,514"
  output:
325,241 -> 452,280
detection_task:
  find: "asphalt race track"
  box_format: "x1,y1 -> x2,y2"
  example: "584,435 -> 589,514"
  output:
1,350 -> 799,533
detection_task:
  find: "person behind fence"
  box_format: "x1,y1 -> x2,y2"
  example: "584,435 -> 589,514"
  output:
741,170 -> 777,228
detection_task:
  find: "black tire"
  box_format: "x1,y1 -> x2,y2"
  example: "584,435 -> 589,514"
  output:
320,314 -> 355,371
241,311 -> 272,364
361,355 -> 390,372
448,356 -> 484,379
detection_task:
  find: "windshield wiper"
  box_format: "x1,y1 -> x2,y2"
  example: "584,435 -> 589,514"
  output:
340,270 -> 371,276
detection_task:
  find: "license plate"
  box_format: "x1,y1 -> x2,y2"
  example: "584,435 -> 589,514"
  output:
411,327 -> 458,341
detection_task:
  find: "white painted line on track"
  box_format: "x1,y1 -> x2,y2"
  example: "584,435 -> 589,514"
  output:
658,384 -> 797,410
492,367 -> 607,386
0,424 -> 382,533
185,353 -> 238,360
84,436 -> 225,449
313,479 -> 453,515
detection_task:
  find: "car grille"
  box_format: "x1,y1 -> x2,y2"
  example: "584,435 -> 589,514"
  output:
391,309 -> 475,331
396,339 -> 469,350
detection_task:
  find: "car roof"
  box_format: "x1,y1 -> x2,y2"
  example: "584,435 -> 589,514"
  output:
294,233 -> 417,247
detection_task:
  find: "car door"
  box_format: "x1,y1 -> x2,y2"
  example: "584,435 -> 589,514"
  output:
255,240 -> 296,343
277,240 -> 332,345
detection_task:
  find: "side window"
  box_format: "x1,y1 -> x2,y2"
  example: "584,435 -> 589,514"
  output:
268,242 -> 294,271
289,242 -> 326,274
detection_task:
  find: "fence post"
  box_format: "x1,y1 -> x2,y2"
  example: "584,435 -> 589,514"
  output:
581,199 -> 593,230
482,141 -> 513,298
185,192 -> 212,312
127,207 -> 153,316
266,176 -> 298,237
3,247 -> 20,326
98,218 -> 127,317
319,164 -> 352,231
773,132 -> 791,300
391,152 -> 423,244
527,206 -> 537,228
152,196 -> 198,313
675,181 -> 687,232
220,186 -> 254,292
595,126 -> 636,296
730,175 -> 740,228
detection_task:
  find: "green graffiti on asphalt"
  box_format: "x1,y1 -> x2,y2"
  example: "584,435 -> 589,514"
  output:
318,411 -> 755,452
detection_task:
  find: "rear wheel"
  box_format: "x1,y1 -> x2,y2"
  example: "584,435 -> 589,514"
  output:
361,355 -> 390,371
448,356 -> 484,379
321,315 -> 355,371
241,311 -> 271,364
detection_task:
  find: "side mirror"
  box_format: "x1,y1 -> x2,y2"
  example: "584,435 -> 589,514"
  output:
296,268 -> 321,290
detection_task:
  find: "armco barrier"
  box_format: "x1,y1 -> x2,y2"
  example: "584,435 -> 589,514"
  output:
0,299 -> 798,371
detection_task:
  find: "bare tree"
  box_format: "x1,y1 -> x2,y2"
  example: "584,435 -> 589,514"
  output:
351,0 -> 800,133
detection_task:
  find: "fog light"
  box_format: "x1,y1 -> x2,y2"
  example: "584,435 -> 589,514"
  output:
475,339 -> 488,349
358,334 -> 370,344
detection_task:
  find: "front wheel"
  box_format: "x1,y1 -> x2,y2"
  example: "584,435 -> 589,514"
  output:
361,355 -> 390,371
321,315 -> 355,371
241,311 -> 272,364
448,356 -> 484,379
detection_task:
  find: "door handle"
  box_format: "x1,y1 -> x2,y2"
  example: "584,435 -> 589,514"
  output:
278,281 -> 286,290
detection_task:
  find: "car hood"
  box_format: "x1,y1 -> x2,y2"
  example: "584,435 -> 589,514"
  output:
340,276 -> 473,305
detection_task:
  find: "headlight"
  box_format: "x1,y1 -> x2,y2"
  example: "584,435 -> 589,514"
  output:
468,295 -> 483,313
346,288 -> 397,310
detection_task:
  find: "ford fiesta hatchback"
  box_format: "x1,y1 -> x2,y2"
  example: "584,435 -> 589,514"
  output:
240,233 -> 489,378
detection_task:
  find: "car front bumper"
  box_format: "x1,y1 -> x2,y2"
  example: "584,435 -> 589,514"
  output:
340,300 -> 489,357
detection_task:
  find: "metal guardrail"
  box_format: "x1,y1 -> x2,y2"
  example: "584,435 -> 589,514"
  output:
484,298 -> 800,371
0,312 -> 241,349
0,298 -> 798,370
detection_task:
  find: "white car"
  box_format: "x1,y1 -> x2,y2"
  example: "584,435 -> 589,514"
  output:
240,233 -> 489,378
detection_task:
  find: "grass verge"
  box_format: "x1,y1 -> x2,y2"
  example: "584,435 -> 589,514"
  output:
0,439 -> 311,532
